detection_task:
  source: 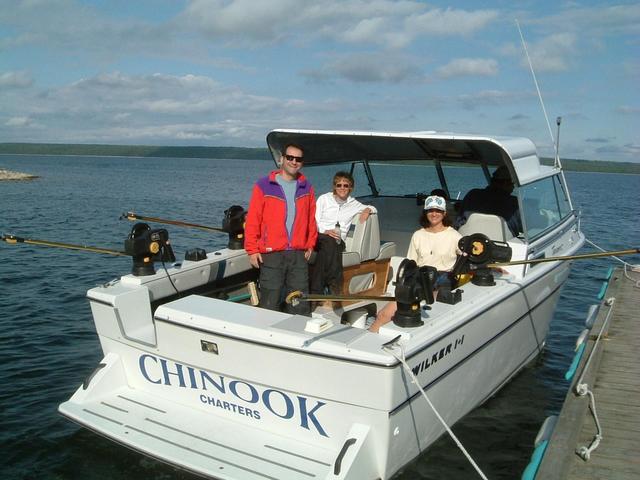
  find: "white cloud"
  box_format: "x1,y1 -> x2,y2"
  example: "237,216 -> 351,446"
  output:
585,137 -> 611,144
0,71 -> 314,145
0,71 -> 33,88
177,0 -> 298,44
5,116 -> 33,127
457,89 -> 529,109
622,61 -> 640,77
616,105 -> 640,114
178,1 -> 497,48
0,1 -> 637,162
0,32 -> 40,51
622,143 -> 640,156
341,17 -> 386,43
404,7 -> 498,37
0,0 -> 182,64
510,5 -> 640,75
0,0 -> 502,82
302,52 -> 425,83
534,3 -> 640,36
526,32 -> 577,72
501,32 -> 577,73
47,72 -> 284,118
436,58 -> 498,78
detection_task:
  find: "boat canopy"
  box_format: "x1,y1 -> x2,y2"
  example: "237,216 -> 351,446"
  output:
266,129 -> 560,186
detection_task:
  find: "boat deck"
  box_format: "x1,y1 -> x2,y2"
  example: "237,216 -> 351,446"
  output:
533,266 -> 640,479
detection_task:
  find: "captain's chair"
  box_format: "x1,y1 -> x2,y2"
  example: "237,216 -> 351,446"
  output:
457,212 -> 514,242
340,213 -> 396,296
342,213 -> 395,266
342,213 -> 396,267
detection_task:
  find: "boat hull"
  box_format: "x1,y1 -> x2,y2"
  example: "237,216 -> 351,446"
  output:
60,254 -> 573,479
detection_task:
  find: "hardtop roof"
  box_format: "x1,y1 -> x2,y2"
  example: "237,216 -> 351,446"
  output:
266,129 -> 560,185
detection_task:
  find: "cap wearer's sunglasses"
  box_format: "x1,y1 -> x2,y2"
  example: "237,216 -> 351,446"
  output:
284,154 -> 304,163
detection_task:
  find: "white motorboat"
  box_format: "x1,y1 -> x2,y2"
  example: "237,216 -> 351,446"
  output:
58,129 -> 585,479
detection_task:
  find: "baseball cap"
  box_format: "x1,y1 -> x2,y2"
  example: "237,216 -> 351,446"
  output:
424,195 -> 446,211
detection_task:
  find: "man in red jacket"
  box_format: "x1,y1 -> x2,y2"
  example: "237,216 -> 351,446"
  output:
245,143 -> 317,314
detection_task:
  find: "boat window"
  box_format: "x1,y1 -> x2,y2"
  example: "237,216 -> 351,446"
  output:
441,163 -> 487,201
554,175 -> 572,218
520,175 -> 572,238
305,161 -> 505,201
366,162 -> 439,196
351,162 -> 375,196
304,163 -> 371,196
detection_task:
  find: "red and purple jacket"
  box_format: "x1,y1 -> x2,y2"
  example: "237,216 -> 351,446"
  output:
244,170 -> 317,255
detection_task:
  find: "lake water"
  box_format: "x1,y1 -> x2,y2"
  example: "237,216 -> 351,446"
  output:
0,154 -> 638,480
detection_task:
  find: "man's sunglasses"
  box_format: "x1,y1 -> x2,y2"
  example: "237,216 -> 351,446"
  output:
334,183 -> 352,188
284,154 -> 304,163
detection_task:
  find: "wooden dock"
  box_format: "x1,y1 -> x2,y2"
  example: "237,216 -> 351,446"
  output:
531,266 -> 640,479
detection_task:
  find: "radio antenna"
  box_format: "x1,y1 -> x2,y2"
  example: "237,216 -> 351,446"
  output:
515,19 -> 562,168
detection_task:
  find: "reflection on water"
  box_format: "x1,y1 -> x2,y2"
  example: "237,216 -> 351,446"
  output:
0,155 -> 638,479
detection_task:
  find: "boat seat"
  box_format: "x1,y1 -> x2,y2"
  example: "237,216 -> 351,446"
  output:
340,213 -> 395,298
342,213 -> 396,268
457,212 -> 514,242
307,214 -> 395,299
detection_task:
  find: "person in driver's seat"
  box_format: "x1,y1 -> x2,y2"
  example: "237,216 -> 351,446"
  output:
455,166 -> 522,236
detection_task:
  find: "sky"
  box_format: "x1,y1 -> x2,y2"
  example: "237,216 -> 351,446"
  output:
1,0 -> 638,162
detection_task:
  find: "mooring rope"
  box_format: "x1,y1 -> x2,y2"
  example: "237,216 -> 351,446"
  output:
575,390 -> 603,461
585,238 -> 640,287
382,342 -> 489,480
573,296 -> 616,461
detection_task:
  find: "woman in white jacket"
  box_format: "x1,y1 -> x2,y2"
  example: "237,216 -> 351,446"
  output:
311,171 -> 377,295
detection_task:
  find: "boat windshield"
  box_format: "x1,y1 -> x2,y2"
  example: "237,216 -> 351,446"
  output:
366,162 -> 440,196
302,163 -> 364,195
305,161 -> 440,197
440,163 -> 488,201
304,160 -> 495,201
304,161 -> 487,199
519,174 -> 573,238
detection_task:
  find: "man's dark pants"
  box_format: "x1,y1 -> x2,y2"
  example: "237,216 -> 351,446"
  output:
259,250 -> 310,315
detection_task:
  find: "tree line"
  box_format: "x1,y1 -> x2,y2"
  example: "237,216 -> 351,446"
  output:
1,142 -> 638,174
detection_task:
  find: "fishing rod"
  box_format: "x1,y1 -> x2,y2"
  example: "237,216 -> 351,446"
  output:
1,234 -> 128,256
486,248 -> 640,269
2,223 -> 177,277
288,247 -> 639,307
122,206 -> 247,250
286,290 -> 393,305
121,211 -> 226,233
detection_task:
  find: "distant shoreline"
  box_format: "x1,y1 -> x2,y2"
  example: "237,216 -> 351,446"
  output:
0,142 -> 638,175
0,142 -> 271,161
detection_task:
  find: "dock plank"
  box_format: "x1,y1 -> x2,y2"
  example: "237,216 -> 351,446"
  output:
533,267 -> 640,479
